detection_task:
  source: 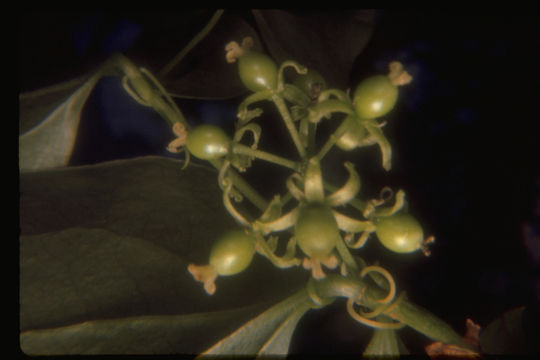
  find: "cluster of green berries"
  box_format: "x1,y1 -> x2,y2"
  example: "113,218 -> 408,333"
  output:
186,42 -> 431,295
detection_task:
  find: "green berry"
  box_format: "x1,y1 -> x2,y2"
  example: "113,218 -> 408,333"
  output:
295,203 -> 341,257
209,230 -> 256,276
353,75 -> 398,119
375,212 -> 424,253
238,51 -> 278,92
186,124 -> 230,160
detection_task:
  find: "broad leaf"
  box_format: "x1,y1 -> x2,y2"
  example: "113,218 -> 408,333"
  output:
18,55 -> 143,172
19,76 -> 88,135
479,306 -> 528,354
19,72 -> 105,171
21,270 -> 270,355
198,289 -> 312,357
252,10 -> 375,89
20,157 -> 308,354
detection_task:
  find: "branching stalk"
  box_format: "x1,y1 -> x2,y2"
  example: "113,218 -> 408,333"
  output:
232,144 -> 301,171
311,275 -> 469,348
272,95 -> 307,158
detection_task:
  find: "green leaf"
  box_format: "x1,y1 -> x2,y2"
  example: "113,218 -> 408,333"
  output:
20,157 -> 308,354
18,55 -> 140,172
162,12 -> 263,100
252,10 -> 375,89
21,289 -> 269,355
363,329 -> 408,358
198,289 -> 312,357
19,76 -> 88,135
479,306 -> 529,354
19,73 -> 104,171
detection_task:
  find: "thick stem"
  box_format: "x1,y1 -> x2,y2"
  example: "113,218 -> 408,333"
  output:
307,122 -> 317,156
272,94 -> 307,158
312,275 -> 468,348
315,118 -> 350,161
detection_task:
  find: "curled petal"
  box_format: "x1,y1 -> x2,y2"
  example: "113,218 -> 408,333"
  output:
308,99 -> 355,124
222,180 -> 250,226
361,119 -> 392,171
317,88 -> 351,103
347,231 -> 372,249
326,162 -> 361,207
277,60 -> 307,92
333,211 -> 376,233
346,298 -> 404,330
360,265 -> 396,304
374,189 -> 406,217
252,207 -> 299,235
237,90 -> 273,126
233,123 -> 262,149
286,173 -> 306,202
217,161 -> 243,201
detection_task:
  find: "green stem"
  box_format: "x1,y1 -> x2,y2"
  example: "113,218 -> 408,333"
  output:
312,275 -> 467,348
315,118 -> 350,160
159,9 -> 224,76
232,144 -> 301,171
272,94 -> 307,158
307,121 -> 317,156
209,158 -> 268,212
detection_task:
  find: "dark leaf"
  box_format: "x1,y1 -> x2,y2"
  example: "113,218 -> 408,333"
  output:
252,10 -> 376,89
20,157 -> 308,354
19,55 -> 147,172
21,288 -> 269,355
19,73 -> 105,171
479,306 -> 529,354
198,289 -> 311,357
162,11 -> 263,99
19,76 -> 88,135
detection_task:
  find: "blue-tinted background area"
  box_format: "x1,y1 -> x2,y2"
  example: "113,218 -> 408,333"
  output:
19,11 -> 539,353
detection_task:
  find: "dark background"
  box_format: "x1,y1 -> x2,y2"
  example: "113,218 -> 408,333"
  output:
20,10 -> 539,354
